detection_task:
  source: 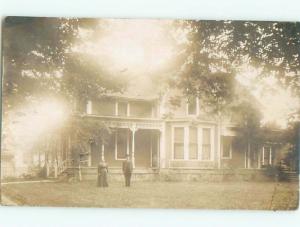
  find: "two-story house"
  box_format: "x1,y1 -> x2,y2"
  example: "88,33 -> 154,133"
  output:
1,89 -> 281,180
61,88 -> 280,179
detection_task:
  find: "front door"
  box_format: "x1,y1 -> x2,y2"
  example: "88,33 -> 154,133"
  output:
134,130 -> 151,168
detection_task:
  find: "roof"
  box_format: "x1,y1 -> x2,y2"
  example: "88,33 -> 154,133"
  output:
101,92 -> 159,102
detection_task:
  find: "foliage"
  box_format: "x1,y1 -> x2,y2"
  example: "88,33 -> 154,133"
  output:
2,17 -> 128,166
172,20 -> 235,115
231,100 -> 263,148
67,116 -> 112,147
173,20 -> 300,116
227,21 -> 300,96
282,121 -> 300,169
2,17 -> 125,111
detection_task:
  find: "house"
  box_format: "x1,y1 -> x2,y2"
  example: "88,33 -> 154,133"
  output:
57,89 -> 282,180
1,89 -> 282,180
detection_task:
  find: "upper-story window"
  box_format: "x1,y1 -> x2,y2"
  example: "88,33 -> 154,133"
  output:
87,98 -> 156,118
93,99 -> 115,116
117,102 -> 128,117
187,97 -> 199,115
130,101 -> 152,118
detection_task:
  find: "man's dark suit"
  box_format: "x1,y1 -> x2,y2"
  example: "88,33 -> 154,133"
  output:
122,159 -> 133,187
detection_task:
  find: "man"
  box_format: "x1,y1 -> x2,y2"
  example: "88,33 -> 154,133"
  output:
97,160 -> 108,187
122,154 -> 133,187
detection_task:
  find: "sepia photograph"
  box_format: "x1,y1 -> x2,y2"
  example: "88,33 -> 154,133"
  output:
0,16 -> 299,210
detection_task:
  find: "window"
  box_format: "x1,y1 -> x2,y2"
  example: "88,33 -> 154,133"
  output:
118,102 -> 128,116
130,101 -> 152,117
173,127 -> 184,159
202,128 -> 211,160
93,99 -> 115,116
262,146 -> 272,165
222,136 -> 232,159
189,127 -> 198,159
187,97 -> 197,115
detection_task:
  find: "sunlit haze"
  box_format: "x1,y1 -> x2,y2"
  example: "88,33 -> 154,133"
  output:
236,66 -> 300,128
5,99 -> 68,156
79,19 -> 175,75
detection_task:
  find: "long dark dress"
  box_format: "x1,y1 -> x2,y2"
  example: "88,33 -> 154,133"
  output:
97,161 -> 108,187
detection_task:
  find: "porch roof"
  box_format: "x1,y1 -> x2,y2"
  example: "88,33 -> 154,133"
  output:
100,93 -> 159,102
79,114 -> 163,130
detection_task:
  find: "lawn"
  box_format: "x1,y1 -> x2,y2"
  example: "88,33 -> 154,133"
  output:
1,180 -> 299,210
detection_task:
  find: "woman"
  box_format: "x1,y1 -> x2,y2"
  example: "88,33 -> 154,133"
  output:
97,160 -> 108,187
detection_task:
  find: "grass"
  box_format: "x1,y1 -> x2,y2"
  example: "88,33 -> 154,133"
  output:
1,180 -> 299,210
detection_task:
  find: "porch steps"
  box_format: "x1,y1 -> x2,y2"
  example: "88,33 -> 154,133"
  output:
279,164 -> 299,182
281,171 -> 299,182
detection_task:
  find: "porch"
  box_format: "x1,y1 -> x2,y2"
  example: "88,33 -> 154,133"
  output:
75,117 -> 163,170
87,128 -> 161,169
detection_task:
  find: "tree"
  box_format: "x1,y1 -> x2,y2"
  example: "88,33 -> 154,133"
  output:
1,17 -> 127,178
171,21 -> 237,115
231,99 -> 262,168
227,21 -> 300,96
2,17 -> 125,111
67,116 -> 112,163
173,20 -> 300,107
282,121 -> 300,171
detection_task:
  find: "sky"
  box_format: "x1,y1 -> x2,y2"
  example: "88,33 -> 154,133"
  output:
75,19 -> 178,95
79,19 -> 175,74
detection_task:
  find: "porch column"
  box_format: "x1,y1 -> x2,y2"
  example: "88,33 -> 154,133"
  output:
126,129 -> 130,155
244,150 -> 247,168
46,161 -> 50,177
130,126 -> 137,168
269,147 -> 272,165
150,132 -> 153,166
258,149 -> 261,169
101,140 -> 105,161
88,139 -> 92,167
247,143 -> 251,169
262,146 -> 265,166
157,131 -> 160,168
67,134 -> 72,164
86,100 -> 92,114
217,122 -> 222,169
159,123 -> 166,168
